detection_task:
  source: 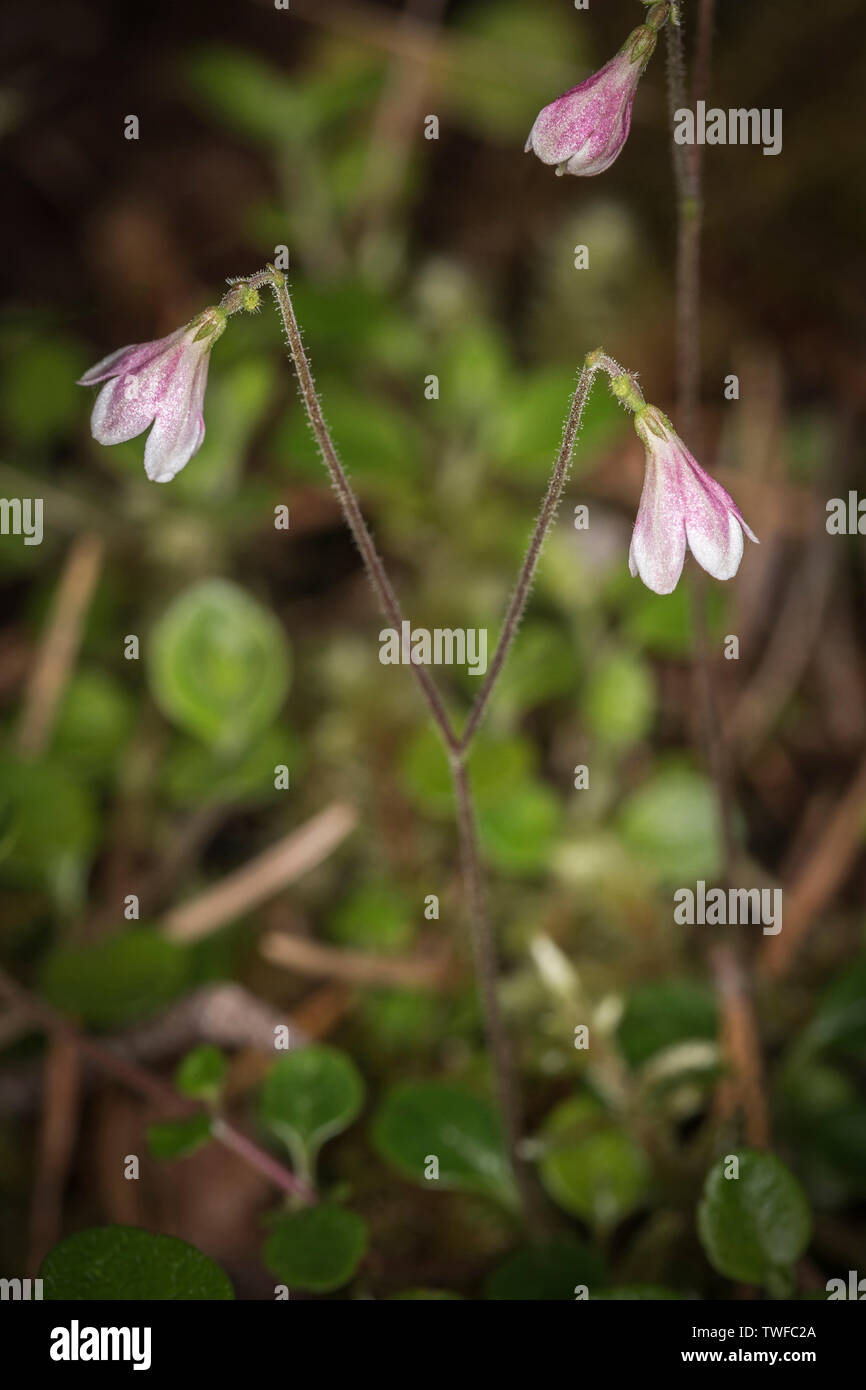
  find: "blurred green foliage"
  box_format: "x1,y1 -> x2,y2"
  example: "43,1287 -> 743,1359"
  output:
40,1227 -> 234,1301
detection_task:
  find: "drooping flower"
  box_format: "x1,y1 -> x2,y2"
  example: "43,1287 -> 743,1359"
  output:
630,406 -> 758,594
525,23 -> 659,178
78,308 -> 226,483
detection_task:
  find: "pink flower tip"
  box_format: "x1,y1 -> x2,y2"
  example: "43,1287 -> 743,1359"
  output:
77,308 -> 226,483
525,26 -> 656,178
629,406 -> 759,595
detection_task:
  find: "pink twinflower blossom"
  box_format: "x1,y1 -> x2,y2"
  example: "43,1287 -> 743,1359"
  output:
630,406 -> 758,594
78,308 -> 226,483
525,25 -> 658,178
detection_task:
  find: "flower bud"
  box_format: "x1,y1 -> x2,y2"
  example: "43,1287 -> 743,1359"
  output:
525,26 -> 658,178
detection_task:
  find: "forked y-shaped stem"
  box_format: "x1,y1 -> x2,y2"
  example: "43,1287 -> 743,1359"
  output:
248,266 -> 628,1230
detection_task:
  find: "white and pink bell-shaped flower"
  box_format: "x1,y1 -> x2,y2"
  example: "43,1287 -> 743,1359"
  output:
630,406 -> 758,595
78,308 -> 226,483
525,23 -> 659,178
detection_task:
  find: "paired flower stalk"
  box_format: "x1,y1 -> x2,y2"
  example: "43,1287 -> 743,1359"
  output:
79,289 -> 757,595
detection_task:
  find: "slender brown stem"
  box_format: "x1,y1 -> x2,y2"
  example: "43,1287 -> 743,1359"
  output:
692,0 -> 716,112
449,759 -> 549,1231
264,270 -> 601,1230
460,364 -> 597,750
0,966 -> 315,1205
665,14 -> 701,443
27,1037 -> 81,1275
666,2 -> 769,1147
269,276 -> 460,756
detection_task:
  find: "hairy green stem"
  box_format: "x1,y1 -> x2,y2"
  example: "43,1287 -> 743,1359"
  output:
460,365 -> 598,751
267,274 -> 461,757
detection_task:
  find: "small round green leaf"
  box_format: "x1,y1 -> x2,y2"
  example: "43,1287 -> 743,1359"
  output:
263,1205 -> 367,1293
697,1149 -> 812,1286
53,671 -> 136,774
372,1081 -> 516,1207
485,1239 -> 606,1300
148,579 -> 290,753
147,1113 -> 213,1161
0,755 -> 97,884
617,766 -> 720,883
328,880 -> 414,953
261,1046 -> 364,1171
477,778 -> 560,875
40,1226 -> 233,1300
175,1045 -> 227,1102
583,649 -> 655,748
538,1095 -> 649,1232
39,930 -> 189,1029
617,980 -> 717,1068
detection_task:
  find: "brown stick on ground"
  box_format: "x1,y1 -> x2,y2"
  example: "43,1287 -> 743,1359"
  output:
161,801 -> 357,943
26,1036 -> 82,1277
762,750 -> 866,979
260,930 -> 453,989
709,943 -> 770,1149
17,531 -> 105,758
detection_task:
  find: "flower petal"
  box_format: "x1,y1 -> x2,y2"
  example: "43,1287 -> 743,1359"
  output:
564,102 -> 633,176
525,62 -> 615,164
89,343 -> 189,446
525,47 -> 641,176
143,354 -> 210,483
78,329 -> 187,386
629,458 -> 687,594
679,451 -> 747,581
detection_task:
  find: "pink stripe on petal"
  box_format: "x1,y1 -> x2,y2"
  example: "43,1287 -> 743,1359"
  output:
78,328 -> 187,386
89,344 -> 188,446
90,374 -> 159,446
679,451 -> 748,581
143,408 -> 205,483
629,459 -> 687,594
143,355 -> 210,482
